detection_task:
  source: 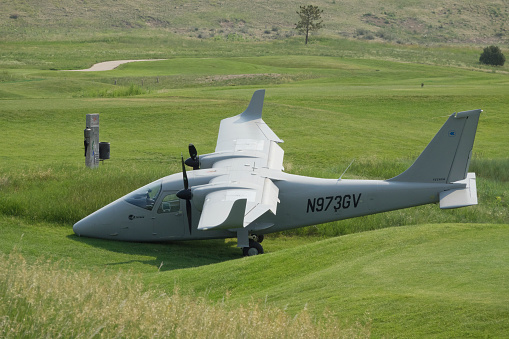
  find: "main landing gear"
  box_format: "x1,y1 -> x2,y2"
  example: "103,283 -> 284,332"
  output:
242,234 -> 265,256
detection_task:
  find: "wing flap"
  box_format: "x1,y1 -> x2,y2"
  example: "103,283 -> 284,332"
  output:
197,190 -> 251,230
267,141 -> 284,171
244,178 -> 279,224
197,178 -> 280,231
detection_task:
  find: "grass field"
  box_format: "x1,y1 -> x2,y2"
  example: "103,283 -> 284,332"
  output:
1,32 -> 508,337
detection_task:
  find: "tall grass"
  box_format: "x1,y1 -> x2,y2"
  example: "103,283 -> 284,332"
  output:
80,83 -> 148,98
470,157 -> 509,182
0,163 -> 170,224
0,158 -> 507,229
0,251 -> 370,338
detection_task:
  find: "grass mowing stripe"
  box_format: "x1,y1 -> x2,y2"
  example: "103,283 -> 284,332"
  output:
150,223 -> 509,337
2,217 -> 505,337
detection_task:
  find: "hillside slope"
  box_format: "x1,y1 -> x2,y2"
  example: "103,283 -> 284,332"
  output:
151,223 -> 509,337
2,218 -> 506,337
2,0 -> 508,45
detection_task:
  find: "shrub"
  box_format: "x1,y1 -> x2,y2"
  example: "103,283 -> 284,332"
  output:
479,45 -> 506,66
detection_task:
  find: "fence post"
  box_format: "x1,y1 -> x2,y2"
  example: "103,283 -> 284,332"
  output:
85,114 -> 100,168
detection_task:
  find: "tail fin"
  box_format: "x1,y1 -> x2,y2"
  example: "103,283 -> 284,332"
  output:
240,89 -> 265,121
389,109 -> 481,183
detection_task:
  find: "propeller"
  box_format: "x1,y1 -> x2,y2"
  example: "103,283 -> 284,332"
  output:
184,143 -> 200,170
176,155 -> 193,234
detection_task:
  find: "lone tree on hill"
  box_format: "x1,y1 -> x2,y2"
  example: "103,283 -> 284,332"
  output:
479,45 -> 506,66
295,5 -> 324,44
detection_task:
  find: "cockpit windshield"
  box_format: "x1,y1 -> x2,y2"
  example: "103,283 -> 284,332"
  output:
124,180 -> 162,210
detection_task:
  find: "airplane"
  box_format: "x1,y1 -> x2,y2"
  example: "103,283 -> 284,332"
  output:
73,90 -> 481,256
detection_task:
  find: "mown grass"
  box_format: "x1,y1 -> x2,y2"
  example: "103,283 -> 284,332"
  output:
2,34 -> 508,72
1,220 -> 506,337
150,223 -> 509,337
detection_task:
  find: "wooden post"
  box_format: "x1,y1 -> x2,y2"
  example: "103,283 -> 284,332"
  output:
85,114 -> 100,168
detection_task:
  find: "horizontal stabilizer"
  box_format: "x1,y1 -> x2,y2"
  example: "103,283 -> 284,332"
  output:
439,173 -> 478,209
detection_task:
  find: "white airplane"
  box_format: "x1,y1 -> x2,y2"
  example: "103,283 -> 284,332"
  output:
73,90 -> 481,256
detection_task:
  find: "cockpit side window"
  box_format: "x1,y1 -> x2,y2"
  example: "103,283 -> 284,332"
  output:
124,180 -> 162,210
158,193 -> 180,213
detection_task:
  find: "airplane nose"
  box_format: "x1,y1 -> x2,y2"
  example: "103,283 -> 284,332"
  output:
72,202 -> 119,238
73,215 -> 103,237
72,218 -> 87,236
71,199 -> 141,240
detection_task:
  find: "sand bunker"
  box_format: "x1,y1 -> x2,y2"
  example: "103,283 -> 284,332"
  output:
66,59 -> 166,71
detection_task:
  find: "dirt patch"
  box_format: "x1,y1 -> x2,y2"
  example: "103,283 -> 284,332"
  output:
200,73 -> 281,82
361,14 -> 389,28
401,18 -> 427,34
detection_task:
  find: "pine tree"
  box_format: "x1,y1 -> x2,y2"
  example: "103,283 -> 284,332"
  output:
479,46 -> 506,66
295,5 -> 324,45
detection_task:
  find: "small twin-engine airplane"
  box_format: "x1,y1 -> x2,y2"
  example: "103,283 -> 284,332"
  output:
73,90 -> 481,256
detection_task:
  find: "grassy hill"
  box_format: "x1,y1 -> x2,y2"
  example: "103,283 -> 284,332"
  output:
2,0 -> 509,45
1,218 -> 508,337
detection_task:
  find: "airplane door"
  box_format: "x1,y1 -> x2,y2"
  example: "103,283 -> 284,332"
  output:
152,192 -> 185,239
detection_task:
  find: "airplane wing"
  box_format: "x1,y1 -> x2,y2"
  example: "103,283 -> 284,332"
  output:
200,90 -> 284,171
195,90 -> 283,234
215,90 -> 283,151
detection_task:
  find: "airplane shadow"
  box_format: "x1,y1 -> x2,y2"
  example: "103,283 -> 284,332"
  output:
67,234 -> 242,271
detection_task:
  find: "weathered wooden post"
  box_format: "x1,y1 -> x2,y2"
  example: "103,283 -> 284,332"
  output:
85,114 -> 100,168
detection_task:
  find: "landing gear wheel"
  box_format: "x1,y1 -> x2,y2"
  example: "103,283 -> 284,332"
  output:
251,234 -> 264,243
242,239 -> 264,256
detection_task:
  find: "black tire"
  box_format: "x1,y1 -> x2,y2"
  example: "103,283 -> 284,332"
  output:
252,234 -> 265,243
242,239 -> 264,256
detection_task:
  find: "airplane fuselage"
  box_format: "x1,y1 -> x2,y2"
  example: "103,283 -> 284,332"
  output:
73,169 -> 465,242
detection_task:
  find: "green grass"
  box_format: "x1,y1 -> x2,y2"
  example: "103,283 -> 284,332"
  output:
1,54 -> 507,228
154,223 -> 509,337
1,218 -> 507,337
1,250 -> 361,338
1,35 -> 508,337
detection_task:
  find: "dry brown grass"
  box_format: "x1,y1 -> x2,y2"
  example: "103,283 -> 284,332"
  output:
0,251 -> 370,338
1,0 -> 507,44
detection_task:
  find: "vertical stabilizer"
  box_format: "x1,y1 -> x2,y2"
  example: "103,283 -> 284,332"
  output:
389,109 -> 481,183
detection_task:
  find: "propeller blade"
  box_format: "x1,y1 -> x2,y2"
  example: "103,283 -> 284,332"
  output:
178,154 -> 193,234
184,144 -> 200,170
186,200 -> 192,234
181,155 -> 189,190
188,144 -> 198,160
